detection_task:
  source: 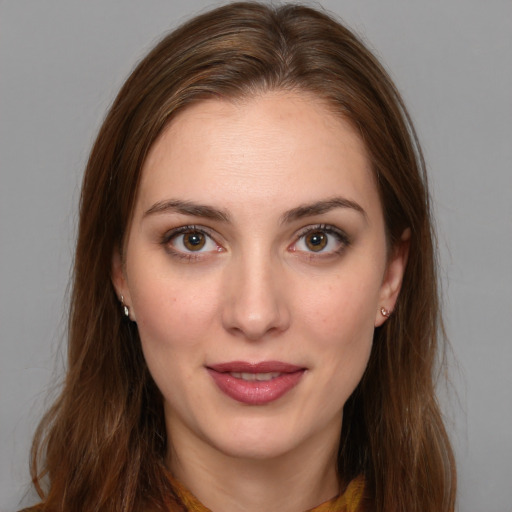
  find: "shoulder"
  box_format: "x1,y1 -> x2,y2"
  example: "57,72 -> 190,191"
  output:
344,475 -> 366,511
309,475 -> 366,512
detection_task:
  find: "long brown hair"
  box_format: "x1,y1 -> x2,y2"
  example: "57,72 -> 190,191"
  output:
30,3 -> 456,511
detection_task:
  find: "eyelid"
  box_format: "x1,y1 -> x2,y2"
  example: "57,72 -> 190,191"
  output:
291,224 -> 350,255
160,223 -> 349,261
161,225 -> 223,260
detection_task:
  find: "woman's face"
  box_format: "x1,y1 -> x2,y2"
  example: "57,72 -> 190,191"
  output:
113,91 -> 407,463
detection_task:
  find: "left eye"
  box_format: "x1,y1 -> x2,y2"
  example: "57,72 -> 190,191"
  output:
293,227 -> 348,254
169,229 -> 218,253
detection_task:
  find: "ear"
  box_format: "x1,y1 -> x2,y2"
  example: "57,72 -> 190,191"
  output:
111,247 -> 135,321
374,228 -> 410,327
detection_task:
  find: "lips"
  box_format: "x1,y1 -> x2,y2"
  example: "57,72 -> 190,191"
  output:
207,361 -> 306,405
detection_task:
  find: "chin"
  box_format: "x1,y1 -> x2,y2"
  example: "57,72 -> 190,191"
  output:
213,433 -> 299,461
201,413 -> 325,462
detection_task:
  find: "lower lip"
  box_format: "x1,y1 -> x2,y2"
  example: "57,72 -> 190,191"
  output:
207,369 -> 305,405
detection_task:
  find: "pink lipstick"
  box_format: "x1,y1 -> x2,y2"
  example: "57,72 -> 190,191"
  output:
207,361 -> 305,405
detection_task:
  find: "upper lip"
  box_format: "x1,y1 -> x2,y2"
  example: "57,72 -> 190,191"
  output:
207,361 -> 305,373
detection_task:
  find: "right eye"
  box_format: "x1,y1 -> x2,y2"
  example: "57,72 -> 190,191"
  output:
163,226 -> 222,259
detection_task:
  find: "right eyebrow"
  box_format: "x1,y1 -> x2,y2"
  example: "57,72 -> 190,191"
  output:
143,199 -> 231,223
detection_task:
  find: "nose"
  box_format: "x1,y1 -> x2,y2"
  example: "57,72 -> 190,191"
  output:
221,251 -> 291,341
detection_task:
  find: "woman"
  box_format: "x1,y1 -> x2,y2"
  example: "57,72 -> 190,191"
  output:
26,2 -> 456,511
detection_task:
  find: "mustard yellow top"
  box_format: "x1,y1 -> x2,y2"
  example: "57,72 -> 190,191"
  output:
171,475 -> 366,512
22,475 -> 365,512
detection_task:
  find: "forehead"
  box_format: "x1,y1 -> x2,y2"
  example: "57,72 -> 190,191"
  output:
137,91 -> 380,220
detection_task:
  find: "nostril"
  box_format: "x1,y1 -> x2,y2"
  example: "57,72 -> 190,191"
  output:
224,313 -> 287,341
221,293 -> 291,340
220,260 -> 291,340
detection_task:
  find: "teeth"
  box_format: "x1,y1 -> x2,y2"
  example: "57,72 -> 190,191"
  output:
230,372 -> 281,381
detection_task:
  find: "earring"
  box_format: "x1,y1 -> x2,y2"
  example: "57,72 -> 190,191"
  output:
380,307 -> 391,318
120,295 -> 130,318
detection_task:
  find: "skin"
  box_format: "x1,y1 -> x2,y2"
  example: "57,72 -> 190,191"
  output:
113,91 -> 409,512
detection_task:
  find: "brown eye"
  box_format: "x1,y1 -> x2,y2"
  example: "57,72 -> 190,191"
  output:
165,226 -> 219,257
292,225 -> 349,256
305,231 -> 328,252
183,231 -> 206,251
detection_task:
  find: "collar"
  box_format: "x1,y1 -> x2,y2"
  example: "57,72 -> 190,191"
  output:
169,473 -> 365,512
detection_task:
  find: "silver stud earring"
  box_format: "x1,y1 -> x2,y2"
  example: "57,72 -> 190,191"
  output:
380,307 -> 391,318
120,295 -> 130,318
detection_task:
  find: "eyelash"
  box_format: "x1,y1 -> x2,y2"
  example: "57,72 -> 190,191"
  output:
161,225 -> 221,262
160,223 -> 350,262
292,224 -> 351,258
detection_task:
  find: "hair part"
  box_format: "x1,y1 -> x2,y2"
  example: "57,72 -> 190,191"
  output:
30,3 -> 455,511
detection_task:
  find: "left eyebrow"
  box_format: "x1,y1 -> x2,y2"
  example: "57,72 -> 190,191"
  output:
280,197 -> 368,224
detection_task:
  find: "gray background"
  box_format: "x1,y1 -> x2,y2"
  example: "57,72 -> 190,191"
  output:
1,1 -> 511,510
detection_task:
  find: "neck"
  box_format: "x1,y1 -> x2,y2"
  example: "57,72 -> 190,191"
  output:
167,421 -> 341,512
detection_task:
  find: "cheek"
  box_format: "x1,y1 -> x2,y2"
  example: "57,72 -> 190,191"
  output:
298,267 -> 382,340
295,264 -> 381,398
129,270 -> 220,352
130,273 -> 222,405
